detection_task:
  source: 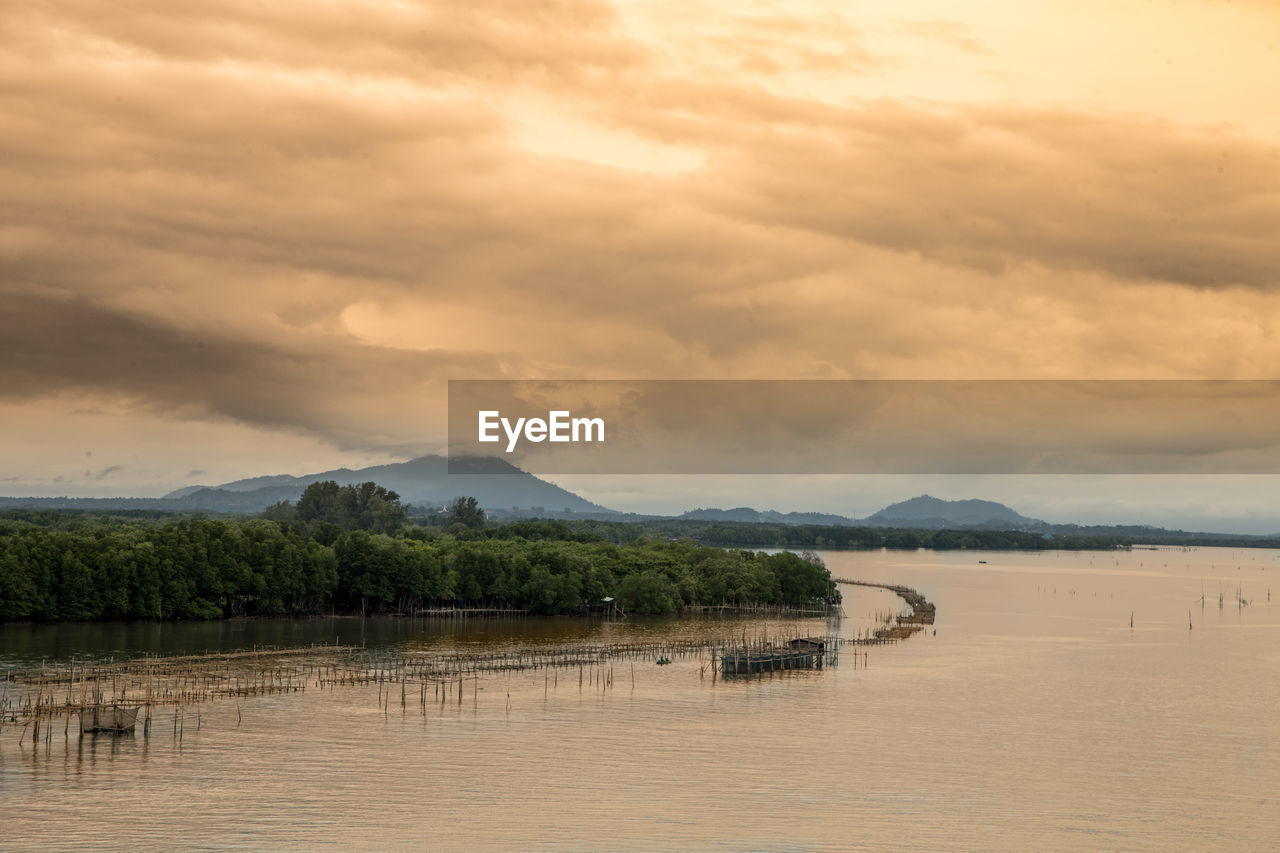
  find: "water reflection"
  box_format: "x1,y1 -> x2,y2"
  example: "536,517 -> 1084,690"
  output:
0,612 -> 858,669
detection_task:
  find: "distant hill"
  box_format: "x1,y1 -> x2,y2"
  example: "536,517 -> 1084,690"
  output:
863,495 -> 1045,529
679,507 -> 857,525
677,495 -> 1048,531
0,456 -> 615,516
676,496 -> 1280,540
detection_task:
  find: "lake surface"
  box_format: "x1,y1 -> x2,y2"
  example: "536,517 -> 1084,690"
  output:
2,546 -> 1278,850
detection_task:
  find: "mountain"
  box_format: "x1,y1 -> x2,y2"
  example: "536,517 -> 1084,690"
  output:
178,455 -> 614,514
0,456 -> 615,516
864,495 -> 1044,529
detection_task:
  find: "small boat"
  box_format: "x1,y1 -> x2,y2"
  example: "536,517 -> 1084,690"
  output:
655,657 -> 672,665
81,706 -> 140,735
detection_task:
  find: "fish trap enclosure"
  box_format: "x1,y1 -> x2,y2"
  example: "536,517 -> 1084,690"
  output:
718,637 -> 829,675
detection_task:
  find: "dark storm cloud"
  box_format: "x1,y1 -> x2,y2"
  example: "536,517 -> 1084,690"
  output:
0,289 -> 505,450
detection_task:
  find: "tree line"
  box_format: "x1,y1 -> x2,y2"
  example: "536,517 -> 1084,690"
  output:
549,519 -> 1136,551
0,485 -> 835,622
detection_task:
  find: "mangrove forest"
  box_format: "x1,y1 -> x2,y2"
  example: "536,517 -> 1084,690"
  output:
0,486 -> 835,622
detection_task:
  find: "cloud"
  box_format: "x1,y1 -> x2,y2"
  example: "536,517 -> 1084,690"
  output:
697,106 -> 1280,288
898,20 -> 991,54
3,1 -> 642,88
89,465 -> 124,480
566,86 -> 1279,288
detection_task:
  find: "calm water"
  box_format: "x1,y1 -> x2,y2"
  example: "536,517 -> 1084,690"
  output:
2,546 -> 1277,851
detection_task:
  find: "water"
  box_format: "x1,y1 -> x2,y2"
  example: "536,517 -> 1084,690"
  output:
2,546 -> 1277,850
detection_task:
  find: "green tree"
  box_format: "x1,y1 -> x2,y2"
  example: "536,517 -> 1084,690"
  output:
617,570 -> 679,614
448,496 -> 487,529
290,480 -> 407,533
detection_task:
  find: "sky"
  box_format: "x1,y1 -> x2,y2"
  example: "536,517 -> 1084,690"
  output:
2,1 -> 1279,528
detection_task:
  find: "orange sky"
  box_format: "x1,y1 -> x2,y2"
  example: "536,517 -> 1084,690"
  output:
1,0 -> 1278,512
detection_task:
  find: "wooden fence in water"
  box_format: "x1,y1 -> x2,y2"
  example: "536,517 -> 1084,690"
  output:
1,583 -> 934,743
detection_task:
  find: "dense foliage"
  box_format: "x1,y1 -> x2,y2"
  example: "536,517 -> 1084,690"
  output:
0,514 -> 834,623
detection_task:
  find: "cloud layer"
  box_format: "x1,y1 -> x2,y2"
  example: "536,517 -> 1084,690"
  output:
1,0 -> 1279,492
